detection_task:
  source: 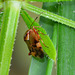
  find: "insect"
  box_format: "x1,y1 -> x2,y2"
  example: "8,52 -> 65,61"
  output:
24,14 -> 47,58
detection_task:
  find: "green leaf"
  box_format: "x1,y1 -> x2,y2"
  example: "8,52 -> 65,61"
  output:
21,9 -> 56,60
57,1 -> 75,75
0,0 -> 2,2
26,0 -> 72,2
22,2 -> 75,29
0,12 -> 3,29
0,1 -> 21,75
0,2 -> 3,9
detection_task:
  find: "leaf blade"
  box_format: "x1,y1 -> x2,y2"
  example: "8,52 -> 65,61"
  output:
22,2 -> 75,29
21,9 -> 56,60
0,12 -> 3,29
57,1 -> 75,75
0,2 -> 21,75
26,0 -> 72,2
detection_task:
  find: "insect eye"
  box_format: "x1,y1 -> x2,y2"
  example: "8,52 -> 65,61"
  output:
34,40 -> 38,43
39,47 -> 42,49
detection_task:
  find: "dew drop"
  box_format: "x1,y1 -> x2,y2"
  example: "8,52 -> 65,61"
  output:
46,16 -> 49,18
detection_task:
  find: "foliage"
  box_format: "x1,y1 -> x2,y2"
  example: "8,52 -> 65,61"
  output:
0,0 -> 75,75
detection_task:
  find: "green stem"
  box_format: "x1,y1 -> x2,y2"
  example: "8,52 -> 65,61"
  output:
0,12 -> 3,29
46,24 -> 57,75
46,60 -> 54,75
52,24 -> 57,48
22,2 -> 75,29
26,0 -> 72,2
0,1 -> 21,75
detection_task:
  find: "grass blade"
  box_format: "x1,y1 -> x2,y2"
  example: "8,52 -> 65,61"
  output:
26,0 -> 72,2
57,1 -> 75,75
0,12 -> 3,29
0,2 -> 3,9
0,1 -> 21,75
22,2 -> 75,29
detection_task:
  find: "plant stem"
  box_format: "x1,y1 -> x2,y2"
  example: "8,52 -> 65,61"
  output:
22,2 -> 75,29
26,0 -> 72,2
0,1 -> 21,75
0,12 -> 3,29
46,24 -> 57,75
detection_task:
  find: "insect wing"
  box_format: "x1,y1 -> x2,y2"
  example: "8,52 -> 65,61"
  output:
24,29 -> 44,58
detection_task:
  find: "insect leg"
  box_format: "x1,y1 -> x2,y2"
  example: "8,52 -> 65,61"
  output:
28,52 -> 31,55
30,16 -> 38,29
30,12 -> 43,29
24,31 -> 30,41
33,26 -> 41,28
34,28 -> 47,35
40,38 -> 48,48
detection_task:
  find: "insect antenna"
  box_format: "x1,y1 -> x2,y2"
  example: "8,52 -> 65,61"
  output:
30,12 -> 43,29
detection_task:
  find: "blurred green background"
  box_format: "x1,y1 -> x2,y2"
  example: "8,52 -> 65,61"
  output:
9,2 -> 56,75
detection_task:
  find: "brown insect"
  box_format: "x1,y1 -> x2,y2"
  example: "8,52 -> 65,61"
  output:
24,15 -> 47,58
